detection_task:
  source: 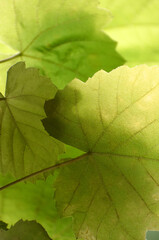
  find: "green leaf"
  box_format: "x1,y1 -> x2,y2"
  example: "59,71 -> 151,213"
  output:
0,221 -> 8,231
100,0 -> 159,66
0,62 -> 64,179
0,220 -> 51,239
43,65 -> 159,240
0,0 -> 124,94
0,174 -> 76,240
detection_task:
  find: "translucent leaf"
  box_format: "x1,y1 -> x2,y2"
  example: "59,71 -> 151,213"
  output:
43,65 -> 159,240
100,0 -> 159,66
0,220 -> 51,240
0,174 -> 76,240
0,62 -> 64,179
0,0 -> 124,94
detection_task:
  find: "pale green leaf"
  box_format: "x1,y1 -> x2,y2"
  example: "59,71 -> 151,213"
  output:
0,174 -> 76,240
100,0 -> 159,66
43,65 -> 159,240
0,220 -> 51,240
0,0 -> 124,94
0,62 -> 64,179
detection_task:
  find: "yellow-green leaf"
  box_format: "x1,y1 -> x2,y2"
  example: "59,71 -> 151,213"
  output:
0,0 -> 124,94
43,65 -> 159,240
0,174 -> 76,240
100,0 -> 159,66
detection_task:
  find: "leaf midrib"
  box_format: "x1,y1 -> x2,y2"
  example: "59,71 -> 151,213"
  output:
0,7 -> 102,65
1,151 -> 159,190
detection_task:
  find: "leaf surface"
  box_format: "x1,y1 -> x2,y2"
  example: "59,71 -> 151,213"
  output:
0,62 -> 64,179
100,0 -> 159,66
0,174 -> 76,240
0,221 -> 8,231
43,65 -> 159,240
0,220 -> 51,240
0,0 -> 124,94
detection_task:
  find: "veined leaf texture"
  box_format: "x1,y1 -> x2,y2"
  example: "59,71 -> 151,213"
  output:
1,0 -> 159,240
43,65 -> 159,240
0,0 -> 124,94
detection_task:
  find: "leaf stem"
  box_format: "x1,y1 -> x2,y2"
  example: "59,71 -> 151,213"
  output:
0,153 -> 88,191
0,52 -> 21,64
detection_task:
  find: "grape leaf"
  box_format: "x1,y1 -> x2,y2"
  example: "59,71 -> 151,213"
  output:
0,174 -> 76,240
0,0 -> 124,95
0,62 -> 64,179
43,65 -> 159,240
100,0 -> 159,66
0,220 -> 51,239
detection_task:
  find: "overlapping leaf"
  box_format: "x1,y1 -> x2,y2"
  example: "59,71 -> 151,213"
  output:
0,220 -> 51,239
43,65 -> 159,240
100,0 -> 159,66
0,0 -> 124,94
0,174 -> 76,240
0,62 -> 64,179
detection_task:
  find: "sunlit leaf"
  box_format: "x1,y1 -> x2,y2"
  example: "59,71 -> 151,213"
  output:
43,65 -> 159,240
100,0 -> 159,66
0,0 -> 124,94
0,174 -> 75,240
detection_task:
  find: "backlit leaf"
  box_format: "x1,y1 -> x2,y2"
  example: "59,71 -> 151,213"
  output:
43,65 -> 159,240
100,0 -> 159,66
0,0 -> 124,94
0,62 -> 64,179
0,174 -> 76,240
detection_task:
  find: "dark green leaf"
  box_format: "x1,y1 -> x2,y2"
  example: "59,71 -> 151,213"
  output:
0,62 -> 64,179
0,220 -> 51,240
0,221 -> 8,231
